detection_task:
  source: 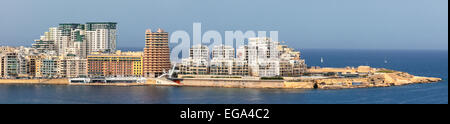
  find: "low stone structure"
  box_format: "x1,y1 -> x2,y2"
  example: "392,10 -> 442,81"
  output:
311,72 -> 442,89
0,71 -> 443,89
173,71 -> 442,89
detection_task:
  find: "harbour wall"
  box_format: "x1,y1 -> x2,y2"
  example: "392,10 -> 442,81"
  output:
178,78 -> 315,89
0,79 -> 70,85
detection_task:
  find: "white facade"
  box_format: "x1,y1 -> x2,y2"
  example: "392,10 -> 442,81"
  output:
184,45 -> 210,67
247,37 -> 280,77
190,45 -> 210,61
55,25 -> 85,57
212,45 -> 235,60
40,27 -> 58,41
179,37 -> 306,77
85,28 -> 117,53
58,57 -> 88,78
37,22 -> 117,58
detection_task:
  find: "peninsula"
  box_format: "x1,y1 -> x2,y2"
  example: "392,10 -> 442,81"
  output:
0,22 -> 443,89
0,66 -> 442,89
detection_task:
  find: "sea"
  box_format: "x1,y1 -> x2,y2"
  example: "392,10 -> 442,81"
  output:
0,48 -> 447,104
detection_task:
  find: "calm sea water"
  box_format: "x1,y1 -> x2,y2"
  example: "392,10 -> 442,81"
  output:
0,49 -> 447,104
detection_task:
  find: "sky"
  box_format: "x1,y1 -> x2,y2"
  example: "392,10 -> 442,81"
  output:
0,0 -> 448,50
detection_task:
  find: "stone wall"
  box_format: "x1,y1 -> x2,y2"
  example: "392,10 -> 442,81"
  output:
283,82 -> 314,88
0,79 -> 69,84
180,79 -> 286,88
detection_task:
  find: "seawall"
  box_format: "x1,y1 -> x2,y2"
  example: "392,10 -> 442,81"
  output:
0,79 -> 69,85
178,78 -> 315,89
0,71 -> 443,89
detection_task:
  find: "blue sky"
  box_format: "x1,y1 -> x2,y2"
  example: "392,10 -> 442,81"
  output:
0,0 -> 447,50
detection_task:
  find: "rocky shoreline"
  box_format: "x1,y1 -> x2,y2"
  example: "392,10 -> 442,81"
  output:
0,71 -> 443,89
311,72 -> 442,89
173,71 -> 443,89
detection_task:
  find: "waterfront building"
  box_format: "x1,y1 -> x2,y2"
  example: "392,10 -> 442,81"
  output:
32,40 -> 57,53
210,59 -> 249,76
209,59 -> 233,75
0,46 -> 66,78
180,45 -> 210,75
56,23 -> 86,57
85,22 -> 117,53
280,60 -> 306,77
246,37 -> 281,77
231,60 -> 249,76
212,45 -> 235,60
58,56 -> 88,78
41,57 -> 58,78
190,45 -> 210,61
27,55 -> 43,78
87,51 -> 143,77
0,52 -> 19,78
236,38 -> 307,77
180,59 -> 209,75
209,45 -> 249,76
278,44 -> 307,77
35,22 -> 117,58
0,46 -> 35,78
236,46 -> 249,62
178,37 -> 305,77
143,29 -> 171,78
17,54 -> 29,77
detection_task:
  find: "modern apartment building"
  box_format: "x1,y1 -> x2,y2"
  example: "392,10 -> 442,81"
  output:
210,45 -> 249,76
143,29 -> 171,77
278,45 -> 307,76
212,45 -> 235,60
210,59 -> 249,76
56,23 -> 86,57
58,56 -> 88,78
0,46 -> 91,79
87,51 -> 143,77
0,46 -> 37,78
245,37 -> 281,77
32,40 -> 57,53
85,22 -> 117,53
179,37 -> 306,77
27,55 -> 44,78
0,52 -> 19,78
190,45 -> 210,61
41,58 -> 58,78
180,45 -> 210,75
34,22 -> 117,58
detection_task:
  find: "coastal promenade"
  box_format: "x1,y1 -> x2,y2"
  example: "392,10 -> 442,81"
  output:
0,79 -> 69,85
0,71 -> 442,89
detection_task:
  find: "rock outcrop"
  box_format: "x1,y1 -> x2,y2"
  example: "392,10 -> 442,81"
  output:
312,72 -> 442,89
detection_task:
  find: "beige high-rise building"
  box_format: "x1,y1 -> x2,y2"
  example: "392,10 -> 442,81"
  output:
143,29 -> 171,77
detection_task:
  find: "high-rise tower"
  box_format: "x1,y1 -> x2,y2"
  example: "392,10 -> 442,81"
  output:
85,22 -> 117,54
36,22 -> 117,58
143,28 -> 171,77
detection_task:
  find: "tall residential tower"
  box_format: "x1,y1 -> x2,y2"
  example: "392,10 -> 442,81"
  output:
143,29 -> 171,77
34,22 -> 117,58
85,22 -> 117,54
